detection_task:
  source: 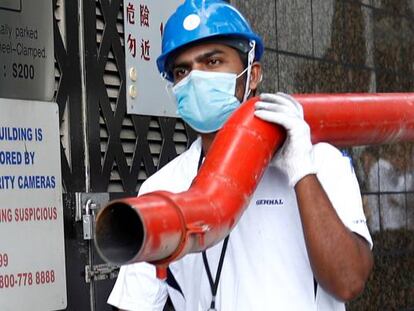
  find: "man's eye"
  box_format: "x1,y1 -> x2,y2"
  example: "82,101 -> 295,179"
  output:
173,68 -> 187,80
208,59 -> 221,66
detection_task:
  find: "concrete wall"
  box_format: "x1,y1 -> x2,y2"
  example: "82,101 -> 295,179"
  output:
231,0 -> 414,309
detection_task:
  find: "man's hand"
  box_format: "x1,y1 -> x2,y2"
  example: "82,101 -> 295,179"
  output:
254,92 -> 317,186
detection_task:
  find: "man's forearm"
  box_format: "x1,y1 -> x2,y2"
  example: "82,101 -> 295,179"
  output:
295,175 -> 373,301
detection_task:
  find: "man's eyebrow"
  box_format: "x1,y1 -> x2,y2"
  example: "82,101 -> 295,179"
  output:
172,49 -> 226,69
194,49 -> 225,62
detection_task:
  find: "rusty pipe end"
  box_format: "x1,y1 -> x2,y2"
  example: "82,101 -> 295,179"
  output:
95,201 -> 145,265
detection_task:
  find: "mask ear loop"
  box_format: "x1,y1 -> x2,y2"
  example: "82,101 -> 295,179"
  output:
242,40 -> 256,102
161,73 -> 180,114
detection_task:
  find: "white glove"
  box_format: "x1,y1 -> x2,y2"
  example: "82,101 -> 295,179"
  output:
254,92 -> 317,187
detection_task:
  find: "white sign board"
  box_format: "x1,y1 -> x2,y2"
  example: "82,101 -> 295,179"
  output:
0,99 -> 67,311
0,0 -> 54,101
124,0 -> 183,116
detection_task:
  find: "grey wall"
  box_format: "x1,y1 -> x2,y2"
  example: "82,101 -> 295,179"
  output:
231,0 -> 414,309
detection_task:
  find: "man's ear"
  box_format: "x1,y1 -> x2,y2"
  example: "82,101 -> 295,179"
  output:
248,62 -> 262,92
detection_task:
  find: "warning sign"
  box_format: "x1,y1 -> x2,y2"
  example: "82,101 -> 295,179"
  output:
0,0 -> 54,101
0,98 -> 67,311
124,0 -> 182,117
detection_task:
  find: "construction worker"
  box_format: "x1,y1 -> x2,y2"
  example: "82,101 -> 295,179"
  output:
108,1 -> 373,310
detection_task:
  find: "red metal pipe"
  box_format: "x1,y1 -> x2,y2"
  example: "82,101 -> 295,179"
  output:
299,93 -> 414,146
94,93 -> 414,268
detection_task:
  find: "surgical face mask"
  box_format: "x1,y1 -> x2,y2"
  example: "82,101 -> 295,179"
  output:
172,69 -> 247,133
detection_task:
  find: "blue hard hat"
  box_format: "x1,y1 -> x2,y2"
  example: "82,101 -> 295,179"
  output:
157,0 -> 264,81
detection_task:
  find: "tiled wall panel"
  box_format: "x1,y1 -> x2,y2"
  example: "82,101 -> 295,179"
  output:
234,0 -> 414,309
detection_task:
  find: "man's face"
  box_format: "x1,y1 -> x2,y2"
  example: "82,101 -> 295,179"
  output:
170,43 -> 247,101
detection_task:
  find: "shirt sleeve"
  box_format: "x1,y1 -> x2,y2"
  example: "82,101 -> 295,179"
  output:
107,262 -> 168,311
314,143 -> 373,249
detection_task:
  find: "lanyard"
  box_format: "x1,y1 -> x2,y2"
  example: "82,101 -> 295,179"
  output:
202,236 -> 230,311
198,146 -> 230,311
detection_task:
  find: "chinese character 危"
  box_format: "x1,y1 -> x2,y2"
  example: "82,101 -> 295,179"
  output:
127,3 -> 135,25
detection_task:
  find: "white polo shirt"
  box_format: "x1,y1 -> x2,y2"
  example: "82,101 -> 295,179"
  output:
108,138 -> 372,311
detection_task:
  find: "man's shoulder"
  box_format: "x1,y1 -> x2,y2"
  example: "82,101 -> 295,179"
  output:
139,138 -> 202,195
313,142 -> 355,177
313,142 -> 342,159
313,142 -> 352,170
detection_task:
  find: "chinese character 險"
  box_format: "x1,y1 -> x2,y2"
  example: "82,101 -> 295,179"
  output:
140,4 -> 150,27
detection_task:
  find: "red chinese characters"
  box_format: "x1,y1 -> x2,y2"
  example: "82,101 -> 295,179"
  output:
126,2 -> 135,24
126,3 -> 137,57
140,4 -> 149,27
141,39 -> 150,61
139,4 -> 151,61
125,2 -> 151,61
127,33 -> 137,57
